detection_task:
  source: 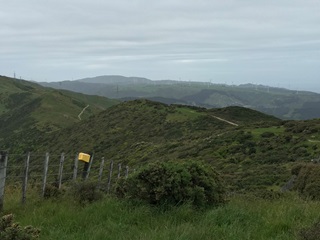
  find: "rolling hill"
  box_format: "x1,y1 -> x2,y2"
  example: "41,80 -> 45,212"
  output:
32,99 -> 320,191
0,75 -> 119,152
40,75 -> 320,120
2,76 -> 320,191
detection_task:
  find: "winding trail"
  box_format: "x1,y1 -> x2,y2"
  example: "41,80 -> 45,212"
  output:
212,116 -> 239,127
78,105 -> 90,120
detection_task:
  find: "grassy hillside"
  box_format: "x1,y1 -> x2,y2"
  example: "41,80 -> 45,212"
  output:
4,189 -> 320,240
0,87 -> 320,240
2,80 -> 320,239
2,78 -> 320,190
39,75 -> 320,120
0,75 -> 119,152
30,99 -> 320,191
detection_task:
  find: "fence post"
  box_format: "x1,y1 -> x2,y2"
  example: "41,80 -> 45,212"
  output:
86,153 -> 94,181
0,152 -> 8,211
73,153 -> 78,181
125,166 -> 129,179
98,157 -> 105,183
58,153 -> 65,189
42,152 -> 49,198
107,160 -> 114,193
117,163 -> 121,179
22,152 -> 30,204
83,153 -> 94,181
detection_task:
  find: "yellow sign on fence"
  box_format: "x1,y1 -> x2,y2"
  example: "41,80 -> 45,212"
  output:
78,153 -> 90,163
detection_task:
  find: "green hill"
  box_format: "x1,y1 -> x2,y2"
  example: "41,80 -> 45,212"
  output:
0,75 -> 119,152
2,76 -> 320,240
30,99 -> 320,191
39,75 -> 320,120
2,77 -> 320,190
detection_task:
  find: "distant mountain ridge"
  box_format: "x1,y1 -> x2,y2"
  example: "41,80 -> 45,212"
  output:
40,75 -> 320,120
78,75 -> 152,84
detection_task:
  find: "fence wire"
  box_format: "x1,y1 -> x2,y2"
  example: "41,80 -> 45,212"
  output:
0,152 -> 136,209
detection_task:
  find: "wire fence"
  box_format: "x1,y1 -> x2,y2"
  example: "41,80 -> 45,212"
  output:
0,151 -> 134,211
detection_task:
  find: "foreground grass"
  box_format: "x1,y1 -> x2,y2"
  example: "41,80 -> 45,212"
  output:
3,191 -> 320,240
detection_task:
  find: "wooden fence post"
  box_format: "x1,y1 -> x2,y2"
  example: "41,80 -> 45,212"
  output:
85,153 -> 94,180
73,153 -> 78,181
42,152 -> 49,198
58,153 -> 65,189
0,152 -> 8,211
117,163 -> 122,179
107,160 -> 114,193
22,152 -> 30,204
98,157 -> 105,183
82,154 -> 94,181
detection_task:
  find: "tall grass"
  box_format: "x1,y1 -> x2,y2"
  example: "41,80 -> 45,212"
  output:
3,189 -> 320,240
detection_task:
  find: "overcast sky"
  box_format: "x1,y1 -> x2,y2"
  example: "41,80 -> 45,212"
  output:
1,0 -> 320,92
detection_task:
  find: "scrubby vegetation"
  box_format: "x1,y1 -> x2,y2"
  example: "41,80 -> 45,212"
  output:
299,221 -> 320,240
116,161 -> 225,207
70,181 -> 103,205
2,76 -> 320,239
3,186 -> 320,240
0,214 -> 40,240
0,76 -> 118,153
2,160 -> 320,240
23,99 -> 318,192
293,164 -> 320,200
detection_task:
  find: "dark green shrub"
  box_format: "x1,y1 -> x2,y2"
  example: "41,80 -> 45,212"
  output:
116,160 -> 226,207
291,164 -> 305,176
70,181 -> 103,205
304,184 -> 320,200
293,164 -> 320,200
261,131 -> 275,138
250,189 -> 283,200
255,150 -> 290,164
0,214 -> 40,240
294,147 -> 309,157
43,184 -> 65,199
299,221 -> 320,240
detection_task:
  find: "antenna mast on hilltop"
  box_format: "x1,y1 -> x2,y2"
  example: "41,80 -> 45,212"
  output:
13,72 -> 16,79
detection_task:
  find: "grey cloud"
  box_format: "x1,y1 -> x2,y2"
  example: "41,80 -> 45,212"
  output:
0,0 -> 319,91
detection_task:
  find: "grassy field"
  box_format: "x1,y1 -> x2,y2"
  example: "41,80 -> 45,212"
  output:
3,189 -> 320,240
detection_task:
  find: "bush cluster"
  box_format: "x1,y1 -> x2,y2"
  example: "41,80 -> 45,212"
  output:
43,184 -> 65,199
293,164 -> 320,200
250,189 -> 283,200
116,160 -> 226,207
0,214 -> 40,240
299,221 -> 320,240
261,131 -> 275,138
70,181 -> 103,205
